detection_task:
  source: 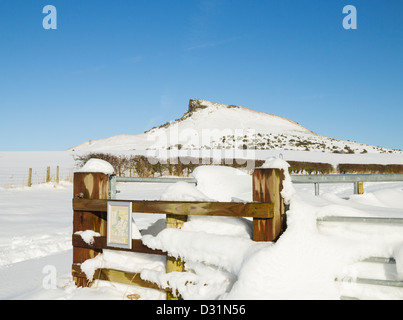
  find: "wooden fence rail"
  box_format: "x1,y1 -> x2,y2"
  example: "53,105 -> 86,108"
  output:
72,169 -> 285,299
73,199 -> 274,218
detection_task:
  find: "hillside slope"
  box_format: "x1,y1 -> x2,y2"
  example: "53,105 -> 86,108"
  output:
70,99 -> 399,155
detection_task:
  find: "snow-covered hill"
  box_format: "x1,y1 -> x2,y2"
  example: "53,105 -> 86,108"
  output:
70,99 -> 401,154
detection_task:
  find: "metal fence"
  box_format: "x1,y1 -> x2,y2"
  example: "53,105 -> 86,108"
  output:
108,173 -> 403,198
291,173 -> 403,196
108,176 -> 197,199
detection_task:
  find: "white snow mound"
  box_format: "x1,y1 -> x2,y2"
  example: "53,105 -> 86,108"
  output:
77,158 -> 115,175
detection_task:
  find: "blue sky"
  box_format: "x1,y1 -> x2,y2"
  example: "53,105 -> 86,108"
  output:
0,0 -> 402,151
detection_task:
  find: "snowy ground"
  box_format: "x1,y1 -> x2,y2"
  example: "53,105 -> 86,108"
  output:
1,161 -> 403,300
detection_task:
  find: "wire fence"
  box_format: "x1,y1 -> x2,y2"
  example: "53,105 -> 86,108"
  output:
0,166 -> 74,188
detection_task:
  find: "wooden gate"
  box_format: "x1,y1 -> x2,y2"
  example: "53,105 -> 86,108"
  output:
71,168 -> 285,299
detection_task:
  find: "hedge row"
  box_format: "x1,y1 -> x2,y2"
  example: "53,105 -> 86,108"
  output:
75,153 -> 403,176
288,161 -> 334,175
337,163 -> 403,174
75,153 -> 260,177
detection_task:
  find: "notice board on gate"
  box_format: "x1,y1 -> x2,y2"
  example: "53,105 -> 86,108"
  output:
107,201 -> 132,250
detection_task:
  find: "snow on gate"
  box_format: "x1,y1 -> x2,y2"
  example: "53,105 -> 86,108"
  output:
69,159 -> 403,300
71,159 -> 288,300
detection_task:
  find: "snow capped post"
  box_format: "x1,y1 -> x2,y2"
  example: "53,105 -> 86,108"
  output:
252,158 -> 294,242
72,159 -> 114,287
166,214 -> 187,300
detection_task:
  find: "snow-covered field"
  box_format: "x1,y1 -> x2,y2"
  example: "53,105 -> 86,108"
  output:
1,152 -> 403,300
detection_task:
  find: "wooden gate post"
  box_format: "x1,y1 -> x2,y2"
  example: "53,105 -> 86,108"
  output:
72,172 -> 109,287
354,181 -> 364,195
252,168 -> 286,242
166,214 -> 187,300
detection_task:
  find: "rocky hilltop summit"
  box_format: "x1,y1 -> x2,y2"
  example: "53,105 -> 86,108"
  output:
70,99 -> 397,154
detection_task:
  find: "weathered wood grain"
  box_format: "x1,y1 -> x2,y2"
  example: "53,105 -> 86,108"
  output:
73,172 -> 109,287
166,214 -> 187,300
252,168 -> 286,242
73,199 -> 274,218
72,234 -> 166,256
71,264 -> 167,292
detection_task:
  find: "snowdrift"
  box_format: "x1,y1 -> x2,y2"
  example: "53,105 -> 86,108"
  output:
77,163 -> 403,300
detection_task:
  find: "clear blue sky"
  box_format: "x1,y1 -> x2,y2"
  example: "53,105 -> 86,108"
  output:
0,0 -> 402,151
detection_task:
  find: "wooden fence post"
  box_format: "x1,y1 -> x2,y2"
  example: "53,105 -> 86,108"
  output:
166,214 -> 187,300
72,172 -> 109,287
46,166 -> 51,183
56,166 -> 60,184
354,181 -> 364,195
252,168 -> 286,242
28,168 -> 32,187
